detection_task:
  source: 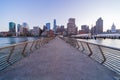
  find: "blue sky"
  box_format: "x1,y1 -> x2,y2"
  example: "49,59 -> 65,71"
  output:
1,0 -> 120,31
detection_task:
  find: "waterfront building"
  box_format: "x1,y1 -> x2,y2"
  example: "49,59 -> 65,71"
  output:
47,30 -> 55,37
16,24 -> 22,36
17,24 -> 21,32
95,17 -> 103,34
81,25 -> 89,33
60,25 -> 65,35
22,22 -> 29,36
53,19 -> 57,33
43,25 -> 47,32
46,23 -> 50,31
22,22 -> 29,29
56,25 -> 65,35
67,18 -> 77,35
116,29 -> 120,33
32,26 -> 41,36
0,32 -> 11,37
111,23 -> 116,33
90,26 -> 96,35
61,25 -> 65,31
9,22 -> 16,36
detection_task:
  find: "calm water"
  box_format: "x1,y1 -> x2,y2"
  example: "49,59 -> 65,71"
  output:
0,37 -> 40,47
78,38 -> 120,49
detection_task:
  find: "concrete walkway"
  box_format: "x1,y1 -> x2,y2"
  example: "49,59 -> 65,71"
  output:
0,37 -> 116,80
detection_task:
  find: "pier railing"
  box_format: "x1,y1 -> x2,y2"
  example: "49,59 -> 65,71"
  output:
0,37 -> 54,71
60,37 -> 120,75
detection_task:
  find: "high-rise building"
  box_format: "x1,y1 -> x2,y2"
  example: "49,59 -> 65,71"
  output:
32,26 -> 40,36
53,19 -> 57,33
16,24 -> 22,36
9,22 -> 16,36
22,22 -> 29,29
81,25 -> 89,33
91,26 -> 96,35
22,22 -> 29,36
17,24 -> 21,32
67,18 -> 77,35
43,25 -> 47,32
46,23 -> 50,31
56,25 -> 65,35
95,17 -> 103,34
9,22 -> 16,32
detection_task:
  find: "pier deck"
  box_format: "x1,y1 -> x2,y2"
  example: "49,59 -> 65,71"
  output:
0,37 -> 116,80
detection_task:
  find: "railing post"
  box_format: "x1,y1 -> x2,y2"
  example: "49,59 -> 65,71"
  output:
30,41 -> 34,52
41,39 -> 44,46
35,40 -> 38,49
40,40 -> 42,47
7,46 -> 15,65
38,40 -> 41,48
86,43 -> 93,57
21,43 -> 28,57
80,41 -> 85,52
76,40 -> 80,49
98,45 -> 106,64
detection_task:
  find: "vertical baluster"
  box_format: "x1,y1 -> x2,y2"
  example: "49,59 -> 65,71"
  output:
98,45 -> 106,64
7,46 -> 15,65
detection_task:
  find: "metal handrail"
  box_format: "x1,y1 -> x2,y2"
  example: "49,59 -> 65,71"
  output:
98,45 -> 106,64
77,39 -> 120,51
0,37 -> 54,71
61,37 -> 120,75
7,46 -> 15,65
86,43 -> 93,57
21,43 -> 28,57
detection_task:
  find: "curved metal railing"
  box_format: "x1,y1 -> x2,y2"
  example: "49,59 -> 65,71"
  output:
0,37 -> 54,71
60,37 -> 120,75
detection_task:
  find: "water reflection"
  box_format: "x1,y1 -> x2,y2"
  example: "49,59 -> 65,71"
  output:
0,37 -> 40,47
78,39 -> 120,49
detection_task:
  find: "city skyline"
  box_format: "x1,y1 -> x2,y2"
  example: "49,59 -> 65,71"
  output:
1,0 -> 120,31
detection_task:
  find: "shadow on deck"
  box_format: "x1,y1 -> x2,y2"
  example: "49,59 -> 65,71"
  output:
0,37 -> 116,80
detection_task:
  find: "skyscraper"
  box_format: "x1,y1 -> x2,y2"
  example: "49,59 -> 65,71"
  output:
43,25 -> 47,32
17,24 -> 21,32
46,23 -> 50,31
9,22 -> 16,36
81,25 -> 89,33
67,18 -> 77,35
22,22 -> 29,29
32,26 -> 40,36
95,17 -> 103,34
22,22 -> 29,36
53,19 -> 57,33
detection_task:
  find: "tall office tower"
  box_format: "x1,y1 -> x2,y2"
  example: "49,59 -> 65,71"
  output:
53,19 -> 57,33
9,22 -> 16,36
67,18 -> 77,35
46,23 -> 50,31
17,24 -> 21,32
22,22 -> 29,36
43,25 -> 47,32
95,17 -> 103,34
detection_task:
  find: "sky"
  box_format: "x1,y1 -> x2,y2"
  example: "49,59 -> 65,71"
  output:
1,0 -> 120,31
